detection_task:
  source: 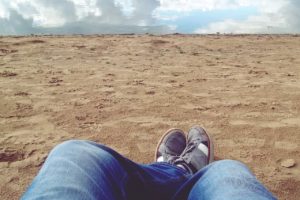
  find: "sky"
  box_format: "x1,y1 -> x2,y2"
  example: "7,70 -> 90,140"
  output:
0,0 -> 300,35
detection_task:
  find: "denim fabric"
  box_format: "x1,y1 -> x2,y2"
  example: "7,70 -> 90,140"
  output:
22,140 -> 276,200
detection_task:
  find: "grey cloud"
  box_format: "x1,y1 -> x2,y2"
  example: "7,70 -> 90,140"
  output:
131,0 -> 160,25
280,0 -> 300,32
0,10 -> 35,35
36,0 -> 78,22
94,0 -> 125,24
0,0 -> 172,35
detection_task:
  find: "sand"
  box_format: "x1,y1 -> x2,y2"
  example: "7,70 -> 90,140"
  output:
0,34 -> 299,199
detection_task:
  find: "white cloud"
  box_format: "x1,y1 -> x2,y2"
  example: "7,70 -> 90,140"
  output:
158,0 -> 247,12
0,0 -> 10,18
157,0 -> 287,13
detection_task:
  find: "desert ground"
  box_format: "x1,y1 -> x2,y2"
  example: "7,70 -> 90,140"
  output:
0,34 -> 299,199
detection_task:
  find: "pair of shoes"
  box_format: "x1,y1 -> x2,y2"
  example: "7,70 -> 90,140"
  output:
155,126 -> 214,174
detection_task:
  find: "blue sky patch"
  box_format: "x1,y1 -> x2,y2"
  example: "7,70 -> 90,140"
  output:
158,7 -> 258,33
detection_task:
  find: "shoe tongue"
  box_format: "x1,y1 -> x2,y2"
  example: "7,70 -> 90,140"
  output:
166,137 -> 185,155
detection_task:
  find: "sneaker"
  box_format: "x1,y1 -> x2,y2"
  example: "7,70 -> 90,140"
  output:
174,126 -> 214,174
155,128 -> 186,163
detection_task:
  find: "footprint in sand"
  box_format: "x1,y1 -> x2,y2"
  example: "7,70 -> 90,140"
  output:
0,148 -> 25,162
0,48 -> 18,56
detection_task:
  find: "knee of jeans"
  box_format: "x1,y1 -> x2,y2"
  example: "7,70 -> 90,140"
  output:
210,159 -> 249,173
52,140 -> 87,151
50,140 -> 109,158
45,140 -> 120,174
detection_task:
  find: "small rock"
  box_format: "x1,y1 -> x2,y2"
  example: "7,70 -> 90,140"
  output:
281,159 -> 296,168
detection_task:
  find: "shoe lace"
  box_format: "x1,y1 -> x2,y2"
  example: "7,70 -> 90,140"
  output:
171,141 -> 197,165
162,149 -> 181,163
181,141 -> 197,156
171,139 -> 205,174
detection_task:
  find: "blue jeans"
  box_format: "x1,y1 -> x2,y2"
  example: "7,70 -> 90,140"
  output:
22,140 -> 276,200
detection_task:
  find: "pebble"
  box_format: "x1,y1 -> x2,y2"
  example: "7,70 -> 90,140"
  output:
281,159 -> 296,168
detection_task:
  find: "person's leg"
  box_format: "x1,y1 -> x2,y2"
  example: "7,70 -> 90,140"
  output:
173,160 -> 277,200
22,140 -> 190,200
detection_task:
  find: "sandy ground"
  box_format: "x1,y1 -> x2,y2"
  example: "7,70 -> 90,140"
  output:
0,35 -> 300,199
